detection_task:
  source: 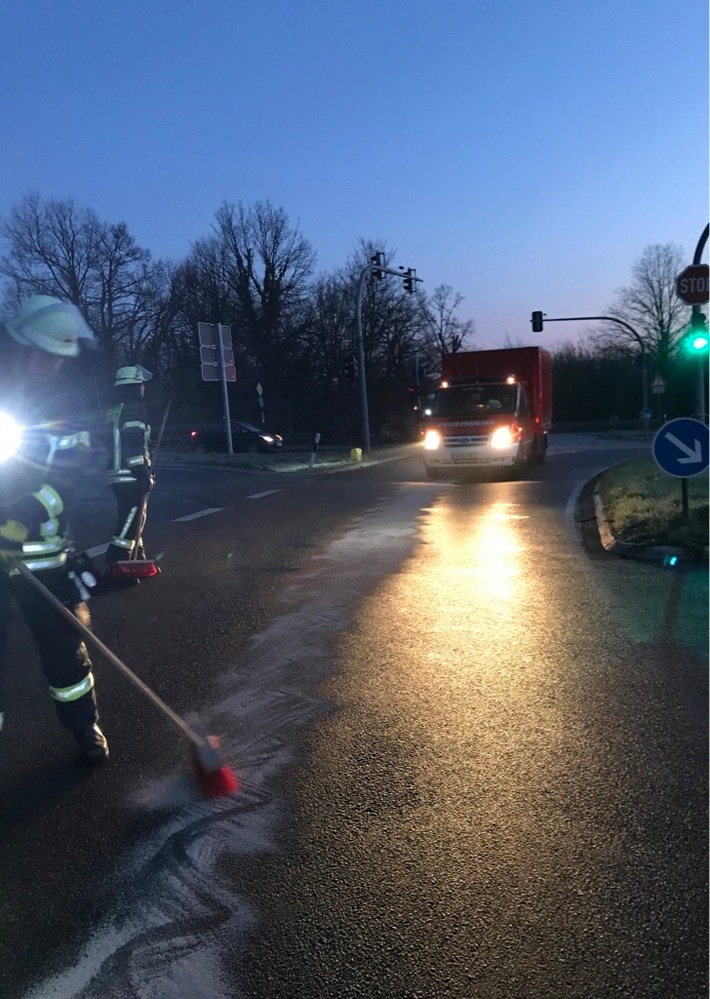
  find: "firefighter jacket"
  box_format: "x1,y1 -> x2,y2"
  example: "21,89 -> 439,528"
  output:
0,382 -> 91,573
105,398 -> 152,489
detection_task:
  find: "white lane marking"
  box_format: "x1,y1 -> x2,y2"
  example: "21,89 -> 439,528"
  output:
85,543 -> 109,558
245,489 -> 281,499
173,507 -> 224,522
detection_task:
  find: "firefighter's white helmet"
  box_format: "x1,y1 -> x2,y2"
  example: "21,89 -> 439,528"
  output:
115,365 -> 153,386
5,296 -> 96,357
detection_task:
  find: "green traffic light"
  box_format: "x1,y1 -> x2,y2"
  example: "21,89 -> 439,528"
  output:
687,311 -> 709,351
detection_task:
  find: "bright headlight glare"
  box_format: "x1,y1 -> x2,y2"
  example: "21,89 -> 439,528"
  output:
0,412 -> 23,462
490,426 -> 514,449
261,435 -> 274,443
424,429 -> 441,450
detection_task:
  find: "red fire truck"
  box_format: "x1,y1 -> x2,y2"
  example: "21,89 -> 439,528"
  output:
421,346 -> 552,478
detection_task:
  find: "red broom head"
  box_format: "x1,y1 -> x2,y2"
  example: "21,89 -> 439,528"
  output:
110,560 -> 161,579
201,765 -> 240,798
193,735 -> 239,799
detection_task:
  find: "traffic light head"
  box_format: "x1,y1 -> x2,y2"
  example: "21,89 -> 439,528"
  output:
403,268 -> 415,294
686,312 -> 709,352
531,311 -> 544,334
370,252 -> 385,280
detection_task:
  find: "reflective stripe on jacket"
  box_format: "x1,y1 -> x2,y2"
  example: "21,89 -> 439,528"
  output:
105,402 -> 151,485
15,484 -> 67,570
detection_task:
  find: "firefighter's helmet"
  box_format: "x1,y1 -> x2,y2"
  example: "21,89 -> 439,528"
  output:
5,296 -> 96,357
114,365 -> 153,386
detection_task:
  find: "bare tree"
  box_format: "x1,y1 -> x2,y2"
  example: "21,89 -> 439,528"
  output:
214,200 -> 315,355
0,193 -> 168,365
196,200 -> 317,422
0,192 -> 100,308
300,273 -> 354,387
91,221 -> 155,358
419,284 -> 475,356
595,243 -> 690,371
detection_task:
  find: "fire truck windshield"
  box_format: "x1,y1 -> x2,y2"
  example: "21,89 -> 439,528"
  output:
431,385 -> 517,417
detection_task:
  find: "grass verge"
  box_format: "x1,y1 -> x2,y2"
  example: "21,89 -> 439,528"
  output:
597,456 -> 708,553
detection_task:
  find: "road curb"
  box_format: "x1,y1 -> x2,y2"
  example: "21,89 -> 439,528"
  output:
592,482 -> 708,563
154,445 -> 415,477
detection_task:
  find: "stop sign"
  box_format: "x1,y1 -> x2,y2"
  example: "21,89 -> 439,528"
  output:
675,264 -> 709,305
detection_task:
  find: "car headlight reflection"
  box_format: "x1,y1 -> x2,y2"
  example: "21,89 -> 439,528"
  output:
0,412 -> 23,462
424,429 -> 441,450
260,435 -> 274,443
490,426 -> 514,449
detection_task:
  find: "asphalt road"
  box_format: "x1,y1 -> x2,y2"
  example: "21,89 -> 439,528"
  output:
0,435 -> 707,999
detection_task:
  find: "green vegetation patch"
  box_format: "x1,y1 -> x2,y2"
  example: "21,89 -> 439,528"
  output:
598,456 -> 709,552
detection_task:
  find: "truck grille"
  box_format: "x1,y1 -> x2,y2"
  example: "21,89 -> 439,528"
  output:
443,435 -> 489,447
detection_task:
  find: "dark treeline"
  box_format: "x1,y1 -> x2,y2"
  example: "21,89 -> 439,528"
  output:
550,341 -> 698,426
0,194 -> 702,441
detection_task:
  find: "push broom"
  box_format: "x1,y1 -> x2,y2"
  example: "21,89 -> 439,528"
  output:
17,561 -> 238,798
109,400 -> 172,582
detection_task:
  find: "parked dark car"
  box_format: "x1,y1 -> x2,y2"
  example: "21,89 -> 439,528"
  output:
189,420 -> 285,454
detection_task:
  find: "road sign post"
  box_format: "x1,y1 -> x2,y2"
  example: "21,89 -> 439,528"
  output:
198,322 -> 235,455
652,417 -> 709,524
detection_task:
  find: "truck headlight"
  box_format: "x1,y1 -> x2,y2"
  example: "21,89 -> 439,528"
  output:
0,412 -> 23,462
423,429 -> 441,450
490,426 -> 514,449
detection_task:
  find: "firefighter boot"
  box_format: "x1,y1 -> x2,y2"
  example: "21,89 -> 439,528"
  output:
74,724 -> 109,763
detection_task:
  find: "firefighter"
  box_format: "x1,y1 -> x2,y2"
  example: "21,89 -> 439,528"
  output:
0,295 -> 108,762
104,365 -> 154,575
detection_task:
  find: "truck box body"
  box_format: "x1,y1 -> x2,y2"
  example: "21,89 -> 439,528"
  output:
422,346 -> 552,476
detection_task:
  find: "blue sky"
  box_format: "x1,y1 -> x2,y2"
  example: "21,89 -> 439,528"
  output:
1,0 -> 707,349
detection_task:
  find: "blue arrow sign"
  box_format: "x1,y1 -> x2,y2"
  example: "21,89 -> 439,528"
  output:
652,418 -> 709,478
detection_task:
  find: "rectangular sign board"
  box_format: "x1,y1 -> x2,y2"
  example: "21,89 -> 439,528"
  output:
198,322 -> 232,349
200,345 -> 234,365
201,362 -> 236,382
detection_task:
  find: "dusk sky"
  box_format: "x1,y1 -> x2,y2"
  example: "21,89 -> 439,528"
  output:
1,0 -> 707,349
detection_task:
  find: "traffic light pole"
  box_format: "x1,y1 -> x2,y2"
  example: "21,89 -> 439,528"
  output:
694,325 -> 706,424
354,265 -> 373,453
532,313 -> 649,432
691,224 -> 709,423
355,255 -> 423,453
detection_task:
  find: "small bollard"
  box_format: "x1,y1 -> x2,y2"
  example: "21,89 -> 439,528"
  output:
350,447 -> 362,462
308,432 -> 321,470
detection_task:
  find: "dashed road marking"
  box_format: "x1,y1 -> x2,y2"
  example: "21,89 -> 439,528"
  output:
245,490 -> 281,499
173,507 -> 224,522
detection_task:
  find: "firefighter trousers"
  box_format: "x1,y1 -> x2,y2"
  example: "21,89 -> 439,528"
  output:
0,566 -> 99,734
106,483 -> 149,566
